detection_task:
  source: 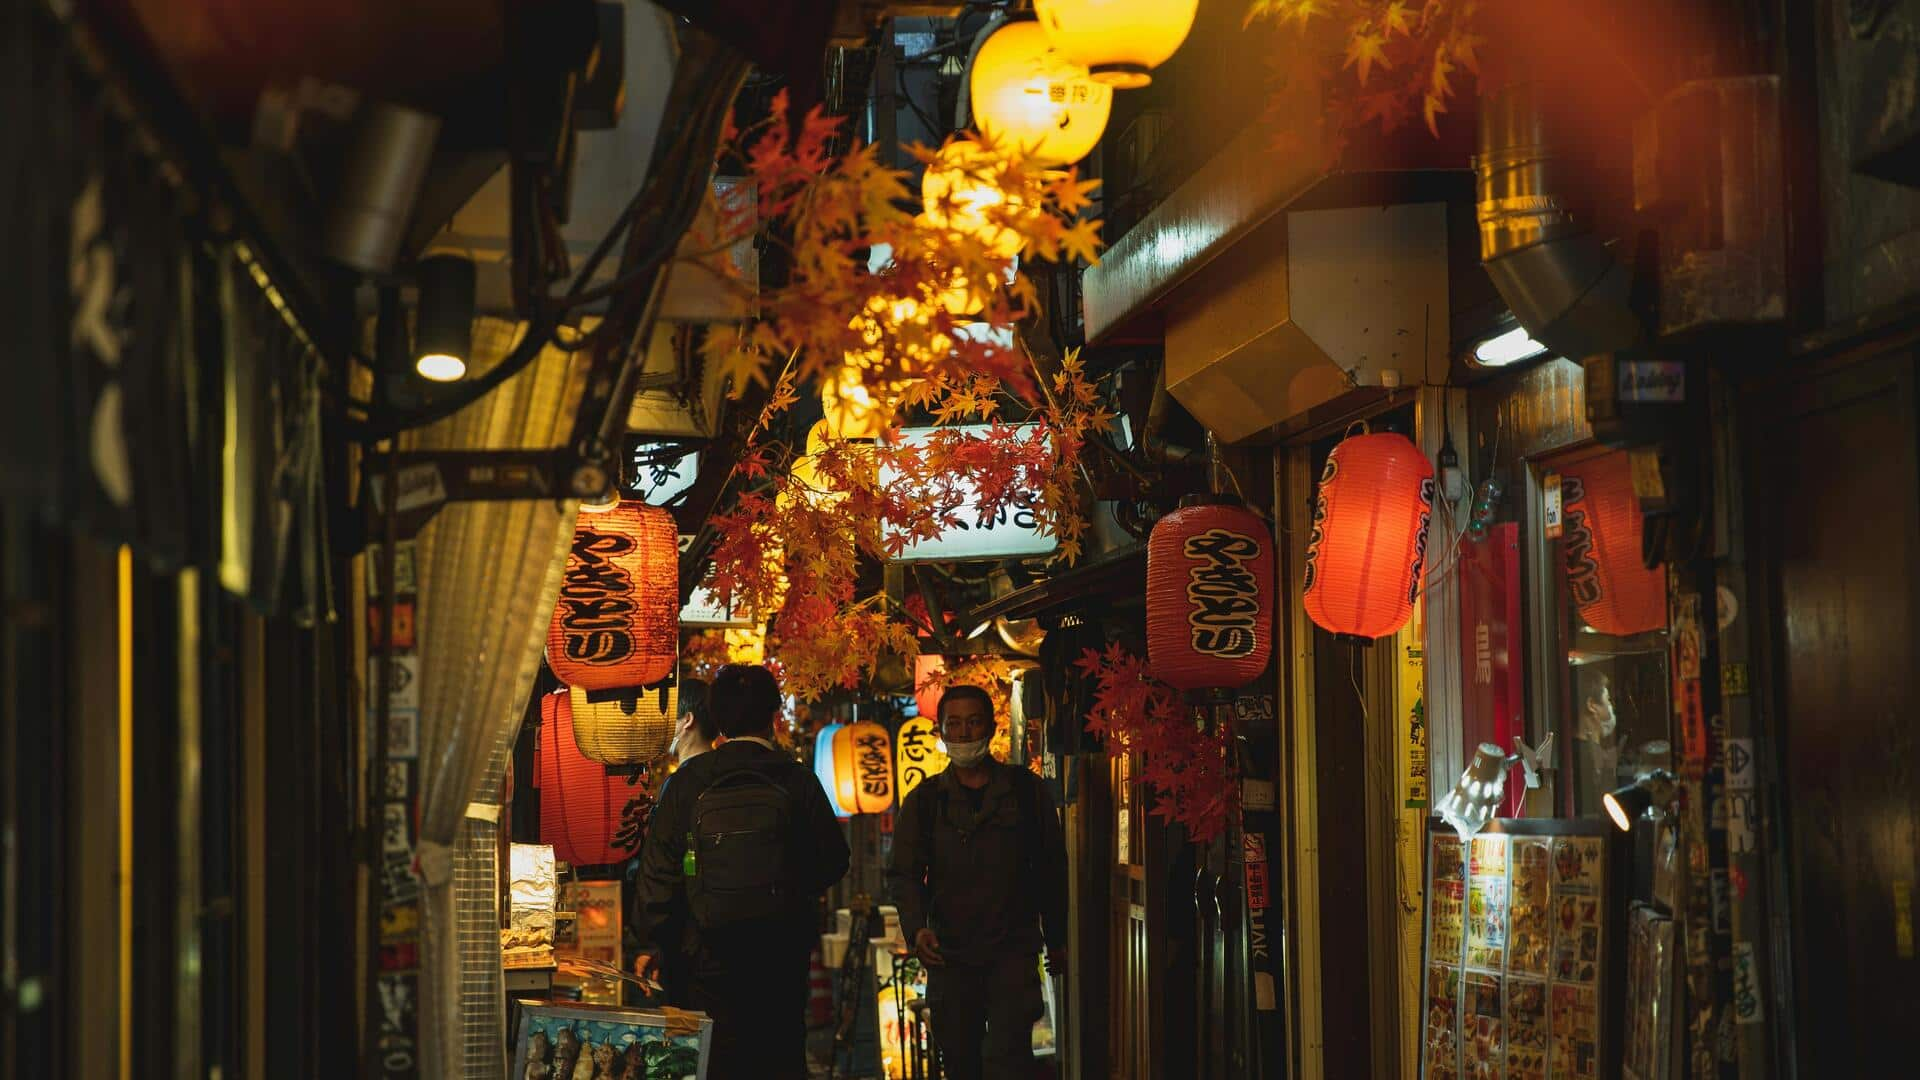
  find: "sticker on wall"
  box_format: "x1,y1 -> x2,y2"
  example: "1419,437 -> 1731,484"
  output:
368,655 -> 420,710
365,541 -> 419,597
386,708 -> 420,760
1732,940 -> 1765,1024
1542,473 -> 1563,540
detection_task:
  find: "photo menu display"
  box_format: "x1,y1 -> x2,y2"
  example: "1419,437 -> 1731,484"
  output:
1422,827 -> 1609,1080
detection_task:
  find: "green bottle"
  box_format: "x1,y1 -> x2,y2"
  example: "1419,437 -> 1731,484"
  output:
682,832 -> 696,877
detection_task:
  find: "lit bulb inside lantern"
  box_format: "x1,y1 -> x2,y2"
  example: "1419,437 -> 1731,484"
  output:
969,18 -> 1112,167
922,142 -> 1028,261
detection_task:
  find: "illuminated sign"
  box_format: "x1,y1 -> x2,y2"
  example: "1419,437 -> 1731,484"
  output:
881,423 -> 1057,562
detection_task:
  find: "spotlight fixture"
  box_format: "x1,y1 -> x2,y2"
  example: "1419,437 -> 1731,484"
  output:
414,255 -> 476,382
1470,322 -> 1551,368
1603,768 -> 1676,832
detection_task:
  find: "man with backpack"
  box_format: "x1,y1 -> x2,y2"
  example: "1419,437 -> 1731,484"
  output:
634,664 -> 850,1078
886,684 -> 1069,1080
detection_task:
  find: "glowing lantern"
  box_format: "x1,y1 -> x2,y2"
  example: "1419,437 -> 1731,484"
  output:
813,724 -> 853,817
969,18 -> 1112,167
821,364 -> 890,440
913,654 -> 948,721
1562,454 -> 1665,636
547,501 -> 678,691
1146,498 -> 1275,692
567,679 -> 678,765
1033,0 -> 1199,89
537,691 -> 649,867
1302,430 -> 1435,641
894,714 -> 949,801
813,721 -> 895,816
724,626 -> 766,664
922,142 -> 1027,261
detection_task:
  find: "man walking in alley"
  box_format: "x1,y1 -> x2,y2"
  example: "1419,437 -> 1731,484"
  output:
634,664 -> 850,1078
886,685 -> 1069,1080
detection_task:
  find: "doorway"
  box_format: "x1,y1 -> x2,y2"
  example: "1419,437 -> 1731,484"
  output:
1761,346 -> 1920,1073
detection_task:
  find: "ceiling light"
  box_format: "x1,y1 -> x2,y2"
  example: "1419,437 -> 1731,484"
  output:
1471,324 -> 1550,368
414,254 -> 476,381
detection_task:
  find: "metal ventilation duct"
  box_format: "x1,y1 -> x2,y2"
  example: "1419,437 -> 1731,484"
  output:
1474,83 -> 1639,358
1162,202 -> 1450,443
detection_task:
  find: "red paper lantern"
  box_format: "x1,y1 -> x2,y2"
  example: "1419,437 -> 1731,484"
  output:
1562,454 -> 1665,636
1302,431 -> 1435,641
537,691 -> 648,867
913,654 -> 947,721
547,501 -> 678,691
1146,498 -> 1275,691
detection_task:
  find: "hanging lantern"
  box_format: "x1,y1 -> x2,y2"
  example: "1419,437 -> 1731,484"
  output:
894,714 -> 949,801
831,720 -> 895,815
1146,497 -> 1275,692
724,625 -> 767,665
537,691 -> 649,867
922,141 -> 1027,261
812,724 -> 853,817
969,17 -> 1112,167
1562,453 -> 1665,636
1302,429 -> 1435,641
547,502 -> 678,691
821,364 -> 892,441
913,654 -> 948,721
1032,0 -> 1199,89
568,678 -> 678,765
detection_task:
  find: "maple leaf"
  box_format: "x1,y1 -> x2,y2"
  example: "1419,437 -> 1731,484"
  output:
1423,90 -> 1448,137
1343,31 -> 1390,86
1059,219 -> 1104,267
1383,1 -> 1412,36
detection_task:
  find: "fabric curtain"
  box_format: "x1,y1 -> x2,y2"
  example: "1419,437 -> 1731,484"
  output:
402,319 -> 587,1079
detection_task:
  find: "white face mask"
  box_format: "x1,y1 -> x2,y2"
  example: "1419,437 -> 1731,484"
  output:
946,737 -> 992,768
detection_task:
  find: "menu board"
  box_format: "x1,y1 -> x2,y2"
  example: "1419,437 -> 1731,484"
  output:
1422,825 -> 1609,1080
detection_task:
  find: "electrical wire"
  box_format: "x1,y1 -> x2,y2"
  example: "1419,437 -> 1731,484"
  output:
343,54 -> 746,443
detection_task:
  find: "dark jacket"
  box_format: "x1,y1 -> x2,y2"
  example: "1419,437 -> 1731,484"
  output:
633,738 -> 850,959
885,761 -> 1068,963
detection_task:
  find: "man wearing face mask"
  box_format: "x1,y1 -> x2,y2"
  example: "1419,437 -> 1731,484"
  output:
885,685 -> 1068,1080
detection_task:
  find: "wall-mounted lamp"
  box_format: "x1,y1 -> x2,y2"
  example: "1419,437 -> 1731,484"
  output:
414,255 -> 476,382
1603,768 -> 1677,832
1437,735 -> 1555,839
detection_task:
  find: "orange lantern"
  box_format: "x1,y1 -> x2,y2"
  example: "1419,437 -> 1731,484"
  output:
1146,498 -> 1274,691
1302,430 -> 1435,641
537,692 -> 649,867
814,721 -> 895,816
1562,454 -> 1665,636
568,679 -> 678,765
547,501 -> 678,691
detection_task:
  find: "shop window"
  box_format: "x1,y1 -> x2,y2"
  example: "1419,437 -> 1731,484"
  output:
1535,448 -> 1673,817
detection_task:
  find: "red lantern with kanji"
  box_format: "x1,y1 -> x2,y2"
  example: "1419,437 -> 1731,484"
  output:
547,501 -> 678,691
1562,453 -> 1665,636
1302,430 -> 1435,641
1146,497 -> 1275,691
536,691 -> 648,867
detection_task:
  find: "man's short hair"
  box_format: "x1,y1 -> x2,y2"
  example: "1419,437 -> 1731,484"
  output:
679,677 -> 715,742
936,684 -> 994,723
710,664 -> 782,737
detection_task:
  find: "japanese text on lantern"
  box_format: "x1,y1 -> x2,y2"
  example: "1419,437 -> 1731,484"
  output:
856,729 -> 893,799
1184,527 -> 1263,659
556,527 -> 640,665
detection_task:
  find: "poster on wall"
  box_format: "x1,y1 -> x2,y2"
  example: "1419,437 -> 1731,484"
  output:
1420,823 -> 1611,1080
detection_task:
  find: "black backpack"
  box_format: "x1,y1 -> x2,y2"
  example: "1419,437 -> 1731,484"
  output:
686,765 -> 797,928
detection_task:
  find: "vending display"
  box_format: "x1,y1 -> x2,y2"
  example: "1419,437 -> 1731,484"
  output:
1422,823 -> 1612,1080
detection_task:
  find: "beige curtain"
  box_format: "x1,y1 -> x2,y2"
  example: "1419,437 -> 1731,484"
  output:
400,319 -> 588,1079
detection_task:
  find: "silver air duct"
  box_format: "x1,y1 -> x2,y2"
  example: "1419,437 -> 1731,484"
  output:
1475,84 -> 1638,358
